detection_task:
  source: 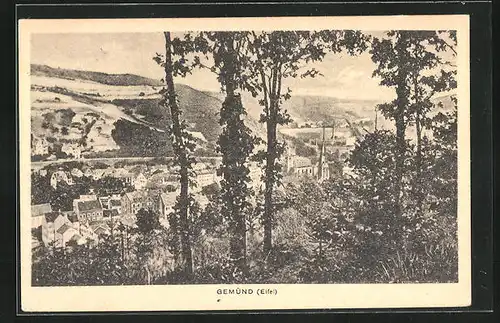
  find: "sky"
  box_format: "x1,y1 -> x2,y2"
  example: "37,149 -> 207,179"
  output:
31,32 -> 397,101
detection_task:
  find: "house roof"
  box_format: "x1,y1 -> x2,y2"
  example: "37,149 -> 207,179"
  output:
56,223 -> 72,235
51,170 -> 70,180
110,199 -> 121,207
31,203 -> 52,217
89,220 -> 110,231
129,165 -> 146,176
160,192 -> 177,207
187,131 -> 207,142
93,227 -> 108,235
124,191 -> 146,202
70,233 -> 83,242
125,190 -> 160,202
92,169 -> 105,177
103,209 -> 119,217
45,212 -> 61,223
65,212 -> 79,223
77,199 -> 102,212
71,168 -> 83,176
113,168 -> 132,178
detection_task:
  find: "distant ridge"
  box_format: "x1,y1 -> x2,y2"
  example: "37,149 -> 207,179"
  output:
31,64 -> 163,86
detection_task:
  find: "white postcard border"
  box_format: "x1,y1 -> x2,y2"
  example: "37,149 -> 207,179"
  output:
18,15 -> 471,312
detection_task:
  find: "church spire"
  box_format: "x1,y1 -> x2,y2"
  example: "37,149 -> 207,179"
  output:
317,125 -> 326,181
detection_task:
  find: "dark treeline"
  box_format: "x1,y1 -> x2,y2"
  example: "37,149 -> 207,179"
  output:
33,30 -> 458,285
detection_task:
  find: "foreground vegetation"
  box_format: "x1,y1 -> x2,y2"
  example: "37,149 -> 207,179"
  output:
32,30 -> 458,285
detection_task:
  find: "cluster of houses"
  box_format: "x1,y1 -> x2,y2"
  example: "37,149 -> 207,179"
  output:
40,160 -> 263,191
31,135 -> 82,159
31,188 -> 195,249
31,160 -> 264,249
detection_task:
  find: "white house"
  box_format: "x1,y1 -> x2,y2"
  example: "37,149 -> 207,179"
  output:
61,143 -> 82,159
71,168 -> 84,178
89,220 -> 111,236
195,169 -> 217,190
134,173 -> 148,190
32,137 -> 49,156
55,223 -> 78,247
187,131 -> 207,142
41,212 -> 69,247
113,168 -> 134,186
50,170 -> 74,189
99,194 -> 122,213
159,192 -> 177,227
91,169 -> 106,181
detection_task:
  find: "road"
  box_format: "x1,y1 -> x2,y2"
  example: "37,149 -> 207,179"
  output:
31,156 -> 223,170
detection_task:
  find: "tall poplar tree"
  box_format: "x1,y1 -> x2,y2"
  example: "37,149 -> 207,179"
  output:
183,31 -> 256,273
154,32 -> 197,278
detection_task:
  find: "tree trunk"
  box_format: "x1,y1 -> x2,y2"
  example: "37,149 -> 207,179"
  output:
163,32 -> 193,279
394,34 -> 409,219
220,33 -> 247,273
263,67 -> 280,255
415,107 -> 423,216
121,230 -> 124,262
263,117 -> 276,254
413,70 -> 424,218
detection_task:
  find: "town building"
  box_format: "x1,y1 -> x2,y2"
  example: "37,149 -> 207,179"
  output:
55,223 -> 78,247
31,203 -> 52,229
195,169 -> 217,190
188,131 -> 207,142
50,170 -> 74,189
158,191 -> 178,225
134,173 -> 148,190
147,172 -> 179,190
91,169 -> 106,181
287,155 -> 314,176
99,194 -> 122,212
41,211 -> 67,247
71,168 -> 84,178
89,220 -> 111,236
31,136 -> 49,156
103,209 -> 120,220
73,196 -> 103,223
61,143 -> 82,159
315,131 -> 330,182
112,168 -> 135,187
121,190 -> 161,216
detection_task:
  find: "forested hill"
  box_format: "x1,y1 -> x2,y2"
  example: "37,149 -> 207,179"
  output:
31,64 -> 163,87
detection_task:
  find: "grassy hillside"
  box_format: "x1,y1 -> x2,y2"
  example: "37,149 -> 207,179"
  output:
30,65 -> 268,159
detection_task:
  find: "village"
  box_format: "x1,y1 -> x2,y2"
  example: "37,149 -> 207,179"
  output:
30,118 -> 367,251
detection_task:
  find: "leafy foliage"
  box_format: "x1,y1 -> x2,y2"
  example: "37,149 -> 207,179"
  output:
111,119 -> 172,157
32,30 -> 458,286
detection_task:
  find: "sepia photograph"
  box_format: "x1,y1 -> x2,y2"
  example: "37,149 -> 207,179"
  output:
18,15 -> 471,311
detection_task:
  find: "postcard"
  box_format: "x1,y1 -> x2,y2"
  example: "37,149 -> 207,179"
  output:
18,15 -> 470,312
